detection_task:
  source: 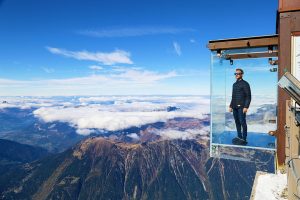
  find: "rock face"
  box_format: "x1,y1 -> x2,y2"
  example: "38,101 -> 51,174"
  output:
0,137 -> 273,200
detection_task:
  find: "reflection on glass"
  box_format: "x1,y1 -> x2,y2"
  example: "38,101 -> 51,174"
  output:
211,144 -> 276,173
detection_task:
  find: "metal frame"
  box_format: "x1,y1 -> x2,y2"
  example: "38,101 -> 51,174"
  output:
211,143 -> 277,151
225,51 -> 278,60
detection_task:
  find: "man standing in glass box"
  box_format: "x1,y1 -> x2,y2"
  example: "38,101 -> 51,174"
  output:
229,68 -> 251,145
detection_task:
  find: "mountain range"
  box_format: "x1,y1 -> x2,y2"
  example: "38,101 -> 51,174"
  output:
0,137 -> 274,200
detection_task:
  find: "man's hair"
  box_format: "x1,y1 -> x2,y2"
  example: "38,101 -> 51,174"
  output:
236,68 -> 244,74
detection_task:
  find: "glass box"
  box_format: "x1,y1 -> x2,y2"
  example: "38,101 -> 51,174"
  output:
210,47 -> 277,160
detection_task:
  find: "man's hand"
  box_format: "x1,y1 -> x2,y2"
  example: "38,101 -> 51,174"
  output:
243,108 -> 248,113
229,107 -> 233,112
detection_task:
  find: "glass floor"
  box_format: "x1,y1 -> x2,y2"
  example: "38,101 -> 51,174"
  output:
212,131 -> 276,149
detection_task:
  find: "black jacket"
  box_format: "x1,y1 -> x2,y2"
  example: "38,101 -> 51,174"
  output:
230,79 -> 251,109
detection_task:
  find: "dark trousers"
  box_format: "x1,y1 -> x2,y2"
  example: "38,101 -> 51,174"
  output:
233,107 -> 247,140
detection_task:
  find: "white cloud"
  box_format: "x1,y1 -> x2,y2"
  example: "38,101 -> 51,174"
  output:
127,133 -> 140,140
42,67 -> 55,73
111,68 -> 177,83
77,27 -> 195,38
89,65 -> 103,70
76,128 -> 94,135
157,128 -> 209,140
190,39 -> 196,43
46,47 -> 133,65
173,42 -> 181,56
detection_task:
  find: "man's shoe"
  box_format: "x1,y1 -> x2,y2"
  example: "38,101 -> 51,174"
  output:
232,137 -> 242,144
239,139 -> 248,145
232,137 -> 248,145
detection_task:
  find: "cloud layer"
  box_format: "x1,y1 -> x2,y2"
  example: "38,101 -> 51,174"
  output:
0,95 -> 276,140
32,96 -> 209,134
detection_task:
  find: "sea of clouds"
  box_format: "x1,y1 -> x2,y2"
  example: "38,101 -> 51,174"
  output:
0,96 -> 210,137
0,95 -> 276,138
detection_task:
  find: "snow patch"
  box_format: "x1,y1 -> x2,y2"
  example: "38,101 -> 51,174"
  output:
252,171 -> 287,200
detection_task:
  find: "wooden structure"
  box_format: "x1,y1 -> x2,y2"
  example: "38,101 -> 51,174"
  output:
208,35 -> 278,51
279,0 -> 300,12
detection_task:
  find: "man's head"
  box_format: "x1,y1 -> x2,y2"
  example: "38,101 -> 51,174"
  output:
234,68 -> 244,80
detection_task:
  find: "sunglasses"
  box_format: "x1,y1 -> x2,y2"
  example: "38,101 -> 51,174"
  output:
234,73 -> 242,75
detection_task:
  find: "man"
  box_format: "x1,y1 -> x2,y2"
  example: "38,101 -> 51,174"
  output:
229,68 -> 251,145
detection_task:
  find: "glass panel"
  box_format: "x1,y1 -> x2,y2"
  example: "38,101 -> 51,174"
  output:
211,144 -> 276,172
210,51 -> 226,141
210,47 -> 277,160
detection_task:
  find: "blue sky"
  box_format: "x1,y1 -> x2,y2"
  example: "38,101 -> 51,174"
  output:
0,0 -> 278,96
